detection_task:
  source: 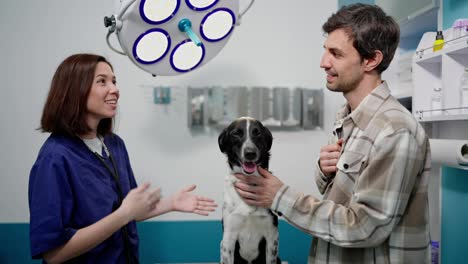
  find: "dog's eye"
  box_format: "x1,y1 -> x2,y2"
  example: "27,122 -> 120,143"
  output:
231,129 -> 243,137
252,128 -> 260,137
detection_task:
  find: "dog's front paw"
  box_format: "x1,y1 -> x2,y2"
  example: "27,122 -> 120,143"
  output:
220,245 -> 233,264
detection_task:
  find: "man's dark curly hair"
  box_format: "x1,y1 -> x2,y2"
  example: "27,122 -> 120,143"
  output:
322,4 -> 400,74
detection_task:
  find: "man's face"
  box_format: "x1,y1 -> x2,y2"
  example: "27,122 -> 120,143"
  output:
320,28 -> 365,93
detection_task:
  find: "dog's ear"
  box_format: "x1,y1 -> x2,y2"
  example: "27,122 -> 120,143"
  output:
218,128 -> 229,153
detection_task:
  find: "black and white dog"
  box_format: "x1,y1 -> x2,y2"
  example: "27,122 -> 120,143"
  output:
218,117 -> 280,264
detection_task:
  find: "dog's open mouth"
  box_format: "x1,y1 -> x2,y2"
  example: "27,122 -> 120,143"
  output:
242,162 -> 257,174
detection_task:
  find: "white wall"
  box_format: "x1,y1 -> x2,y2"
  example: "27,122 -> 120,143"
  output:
0,0 -> 341,222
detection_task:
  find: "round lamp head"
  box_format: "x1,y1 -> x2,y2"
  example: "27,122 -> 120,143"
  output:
113,0 -> 238,76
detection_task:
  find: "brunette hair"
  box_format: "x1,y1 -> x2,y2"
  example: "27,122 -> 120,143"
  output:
40,53 -> 114,136
322,3 -> 400,74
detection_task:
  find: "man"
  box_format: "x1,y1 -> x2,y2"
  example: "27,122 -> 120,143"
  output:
234,4 -> 431,263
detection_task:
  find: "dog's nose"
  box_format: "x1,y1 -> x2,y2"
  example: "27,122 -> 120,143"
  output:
244,149 -> 257,161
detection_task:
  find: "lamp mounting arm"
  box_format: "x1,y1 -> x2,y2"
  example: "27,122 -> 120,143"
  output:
104,14 -> 125,55
237,0 -> 255,25
104,15 -> 117,33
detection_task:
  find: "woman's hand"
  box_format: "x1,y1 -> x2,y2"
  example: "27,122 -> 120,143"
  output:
171,185 -> 218,216
120,183 -> 161,222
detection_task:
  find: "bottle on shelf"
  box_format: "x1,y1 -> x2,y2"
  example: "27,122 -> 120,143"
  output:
460,68 -> 468,115
450,19 -> 468,44
433,31 -> 444,52
431,87 -> 443,116
463,20 -> 468,38
453,20 -> 463,39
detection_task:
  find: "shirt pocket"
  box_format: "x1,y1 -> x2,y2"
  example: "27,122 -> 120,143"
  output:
336,150 -> 366,188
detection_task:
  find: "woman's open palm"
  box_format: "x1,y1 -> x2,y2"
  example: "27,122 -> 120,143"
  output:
172,185 -> 217,216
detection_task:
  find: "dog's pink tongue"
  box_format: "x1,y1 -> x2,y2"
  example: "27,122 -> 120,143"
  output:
242,162 -> 257,174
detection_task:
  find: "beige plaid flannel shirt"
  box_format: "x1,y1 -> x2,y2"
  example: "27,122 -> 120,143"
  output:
272,82 -> 431,263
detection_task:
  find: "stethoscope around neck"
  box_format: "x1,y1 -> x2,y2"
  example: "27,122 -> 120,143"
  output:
94,151 -> 123,199
89,141 -> 136,264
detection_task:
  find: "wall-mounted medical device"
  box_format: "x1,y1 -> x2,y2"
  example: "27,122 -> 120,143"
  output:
153,86 -> 171,104
104,0 -> 254,76
188,86 -> 324,131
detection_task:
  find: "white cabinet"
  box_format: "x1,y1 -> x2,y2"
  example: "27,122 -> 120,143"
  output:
376,0 -> 438,104
413,35 -> 468,121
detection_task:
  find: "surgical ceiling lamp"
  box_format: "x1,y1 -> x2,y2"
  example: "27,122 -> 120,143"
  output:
104,0 -> 254,76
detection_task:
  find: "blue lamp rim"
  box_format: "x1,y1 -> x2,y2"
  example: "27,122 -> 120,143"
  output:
170,40 -> 206,72
200,7 -> 236,42
185,0 -> 219,11
140,0 -> 181,25
133,28 -> 171,65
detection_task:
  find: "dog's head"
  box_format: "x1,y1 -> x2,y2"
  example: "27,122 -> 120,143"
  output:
218,117 -> 273,174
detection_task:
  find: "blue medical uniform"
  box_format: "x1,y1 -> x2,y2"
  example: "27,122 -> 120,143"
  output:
28,133 -> 139,263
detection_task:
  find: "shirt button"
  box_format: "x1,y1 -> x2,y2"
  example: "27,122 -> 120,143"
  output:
344,164 -> 349,169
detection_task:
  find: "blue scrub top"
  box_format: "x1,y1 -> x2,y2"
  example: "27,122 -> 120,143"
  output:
28,133 -> 139,263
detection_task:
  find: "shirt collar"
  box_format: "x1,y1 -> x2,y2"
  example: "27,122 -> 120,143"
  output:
335,81 -> 391,131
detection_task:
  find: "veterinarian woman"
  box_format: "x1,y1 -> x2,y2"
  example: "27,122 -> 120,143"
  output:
28,53 -> 217,264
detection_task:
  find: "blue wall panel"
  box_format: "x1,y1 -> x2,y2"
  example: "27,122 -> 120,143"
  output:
0,224 -> 40,264
440,0 -> 468,261
0,220 -> 312,264
441,166 -> 468,264
443,0 -> 468,29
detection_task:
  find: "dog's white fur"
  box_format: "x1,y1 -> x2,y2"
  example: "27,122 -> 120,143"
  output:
222,170 -> 279,263
220,117 -> 279,264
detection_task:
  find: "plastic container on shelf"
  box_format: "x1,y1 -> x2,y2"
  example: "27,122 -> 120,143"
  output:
431,87 -> 443,116
452,19 -> 468,39
453,20 -> 463,39
463,20 -> 468,37
460,68 -> 468,114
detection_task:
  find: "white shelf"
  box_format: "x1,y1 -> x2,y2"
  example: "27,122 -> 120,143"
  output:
413,34 -> 468,122
416,113 -> 468,122
414,51 -> 442,64
446,43 -> 468,56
